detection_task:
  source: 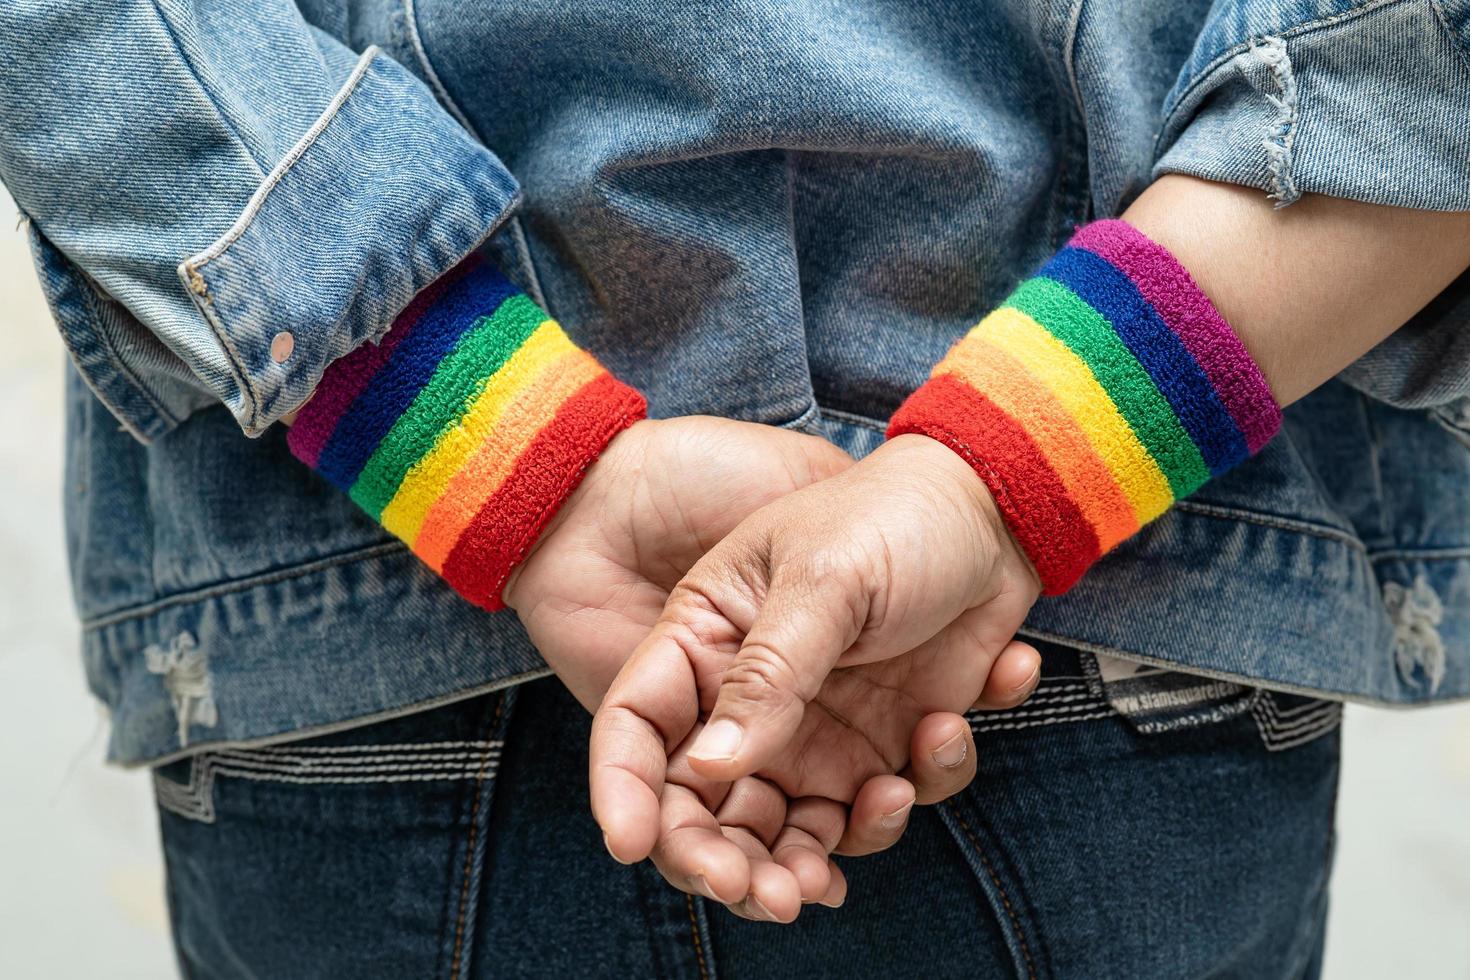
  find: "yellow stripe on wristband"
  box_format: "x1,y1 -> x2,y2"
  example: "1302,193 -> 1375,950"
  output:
976,306 -> 1174,522
380,319 -> 575,542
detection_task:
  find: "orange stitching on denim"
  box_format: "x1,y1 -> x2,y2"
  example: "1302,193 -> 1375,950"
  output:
685,892 -> 711,980
948,801 -> 1037,980
449,695 -> 506,979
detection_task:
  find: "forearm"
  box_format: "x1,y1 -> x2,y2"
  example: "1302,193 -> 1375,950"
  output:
1125,176 -> 1470,407
891,178 -> 1470,593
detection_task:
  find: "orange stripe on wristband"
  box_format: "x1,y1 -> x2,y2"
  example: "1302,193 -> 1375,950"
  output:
414,349 -> 605,571
440,373 -> 648,609
935,338 -> 1140,551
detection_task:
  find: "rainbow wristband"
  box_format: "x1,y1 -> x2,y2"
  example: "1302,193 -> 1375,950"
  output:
888,219 -> 1280,594
288,255 -> 646,611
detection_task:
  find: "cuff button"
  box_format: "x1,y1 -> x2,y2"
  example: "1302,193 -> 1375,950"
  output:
270,331 -> 295,364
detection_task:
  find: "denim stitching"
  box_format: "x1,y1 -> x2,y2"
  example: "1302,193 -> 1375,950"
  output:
250,739 -> 502,754
1371,547 -> 1470,563
175,266 -> 258,432
1171,500 -> 1364,549
134,669 -> 551,772
969,709 -> 1115,734
182,50 -> 379,270
1250,692 -> 1343,751
209,764 -> 501,785
967,701 -> 1113,724
685,893 -> 711,980
816,405 -> 887,432
175,48 -> 382,432
450,695 -> 506,979
947,801 -> 1038,980
154,756 -> 216,823
153,741 -> 511,825
214,748 -> 502,777
82,541 -> 406,629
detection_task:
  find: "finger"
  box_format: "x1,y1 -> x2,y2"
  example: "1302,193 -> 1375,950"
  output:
971,639 -> 1042,710
768,825 -> 832,905
768,797 -> 846,904
713,777 -> 789,849
686,562 -> 864,783
836,774 -> 917,857
649,783 -> 753,905
855,605 -> 1019,716
590,627 -> 703,863
903,711 -> 978,805
721,826 -> 802,923
819,860 -> 849,909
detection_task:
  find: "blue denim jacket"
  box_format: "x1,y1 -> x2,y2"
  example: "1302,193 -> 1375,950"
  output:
4,0 -> 1469,764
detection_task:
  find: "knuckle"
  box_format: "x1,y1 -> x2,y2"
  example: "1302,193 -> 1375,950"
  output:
722,643 -> 806,708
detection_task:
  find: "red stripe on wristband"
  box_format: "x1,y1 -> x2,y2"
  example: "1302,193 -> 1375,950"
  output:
439,373 -> 647,610
888,374 -> 1100,594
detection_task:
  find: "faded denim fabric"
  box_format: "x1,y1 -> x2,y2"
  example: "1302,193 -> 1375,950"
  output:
153,645 -> 1342,979
1,0 -> 1468,764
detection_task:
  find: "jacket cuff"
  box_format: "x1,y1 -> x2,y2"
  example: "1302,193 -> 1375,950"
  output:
179,47 -> 521,436
288,256 -> 647,611
887,219 -> 1280,594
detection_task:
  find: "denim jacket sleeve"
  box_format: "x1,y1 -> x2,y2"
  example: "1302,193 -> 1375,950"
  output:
0,1 -> 521,441
1152,0 -> 1470,410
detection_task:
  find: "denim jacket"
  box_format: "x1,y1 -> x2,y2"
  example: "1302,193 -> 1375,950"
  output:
3,0 -> 1469,765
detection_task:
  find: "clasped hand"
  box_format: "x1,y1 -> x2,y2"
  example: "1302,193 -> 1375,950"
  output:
503,417 -> 1041,922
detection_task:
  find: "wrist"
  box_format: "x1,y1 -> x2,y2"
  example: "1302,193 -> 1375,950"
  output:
288,254 -> 646,611
500,418 -> 652,611
888,216 -> 1280,594
871,435 -> 1041,601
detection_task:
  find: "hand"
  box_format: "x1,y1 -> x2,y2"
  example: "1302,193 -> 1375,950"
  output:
505,417 -> 1011,914
502,416 -> 850,708
590,433 -> 1044,917
596,624 -> 1042,921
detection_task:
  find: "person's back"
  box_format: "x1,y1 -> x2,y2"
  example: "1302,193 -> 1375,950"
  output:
4,0 -> 1469,974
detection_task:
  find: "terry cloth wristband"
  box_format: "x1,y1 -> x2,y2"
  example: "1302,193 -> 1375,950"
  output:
287,255 -> 647,611
887,219 -> 1281,595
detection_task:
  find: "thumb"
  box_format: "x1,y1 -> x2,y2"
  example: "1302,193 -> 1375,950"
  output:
685,560 -> 864,782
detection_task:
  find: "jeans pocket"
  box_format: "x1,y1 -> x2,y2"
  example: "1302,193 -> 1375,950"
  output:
154,689 -> 517,980
944,641 -> 1341,979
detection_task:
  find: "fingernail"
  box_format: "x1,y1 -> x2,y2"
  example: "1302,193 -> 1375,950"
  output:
879,800 -> 914,830
688,719 -> 743,762
603,832 -> 626,865
744,895 -> 778,921
931,731 -> 968,768
688,875 -> 718,901
819,892 -> 845,909
1010,663 -> 1041,695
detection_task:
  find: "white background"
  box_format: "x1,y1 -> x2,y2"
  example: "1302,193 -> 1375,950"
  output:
1,188 -> 1468,977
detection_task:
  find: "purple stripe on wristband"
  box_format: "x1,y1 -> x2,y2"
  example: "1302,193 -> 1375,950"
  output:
1069,220 -> 1281,453
287,256 -> 479,466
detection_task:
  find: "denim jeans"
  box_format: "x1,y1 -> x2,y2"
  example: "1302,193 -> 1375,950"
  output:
153,642 -> 1340,979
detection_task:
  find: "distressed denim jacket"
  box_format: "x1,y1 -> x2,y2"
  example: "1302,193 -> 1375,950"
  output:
3,0 -> 1469,765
